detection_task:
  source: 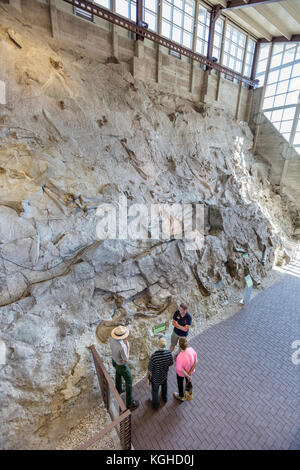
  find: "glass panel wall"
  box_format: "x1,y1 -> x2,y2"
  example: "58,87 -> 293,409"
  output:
161,0 -> 195,49
73,1 -> 256,84
196,4 -> 210,55
222,23 -> 246,74
260,43 -> 300,146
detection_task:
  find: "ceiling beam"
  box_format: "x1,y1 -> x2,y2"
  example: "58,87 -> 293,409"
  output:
214,0 -> 227,7
226,0 -> 286,10
259,34 -> 300,43
227,8 -> 273,40
254,6 -> 292,40
279,2 -> 300,25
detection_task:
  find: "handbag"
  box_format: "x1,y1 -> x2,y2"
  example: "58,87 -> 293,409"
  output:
184,380 -> 193,401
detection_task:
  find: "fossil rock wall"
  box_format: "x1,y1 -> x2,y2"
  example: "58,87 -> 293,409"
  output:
0,6 -> 296,449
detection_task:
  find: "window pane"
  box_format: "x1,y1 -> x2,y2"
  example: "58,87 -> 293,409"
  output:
282,46 -> 296,64
144,10 -> 156,31
260,43 -> 271,60
116,0 -> 130,17
279,65 -> 292,81
289,77 -> 300,92
276,80 -> 289,94
173,8 -> 183,26
273,44 -> 284,55
215,18 -> 223,34
282,107 -> 296,120
273,94 -> 285,108
271,53 -> 282,68
285,90 -> 299,106
292,62 -> 300,78
263,96 -> 274,109
172,25 -> 182,43
293,133 -> 300,145
280,121 -> 293,133
95,0 -> 110,8
223,52 -> 230,67
196,38 -> 207,55
265,84 -> 277,97
145,0 -> 156,12
256,58 -> 267,75
185,2 -> 194,16
174,0 -> 183,8
184,14 -> 193,32
244,64 -> 251,77
162,19 -> 171,38
271,109 -> 283,121
182,31 -> 192,48
268,70 -> 280,84
162,1 -> 172,20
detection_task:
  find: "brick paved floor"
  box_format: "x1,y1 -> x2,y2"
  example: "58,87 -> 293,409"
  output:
130,261 -> 300,450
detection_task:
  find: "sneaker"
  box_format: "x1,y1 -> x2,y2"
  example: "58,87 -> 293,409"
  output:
173,392 -> 185,402
128,400 -> 140,411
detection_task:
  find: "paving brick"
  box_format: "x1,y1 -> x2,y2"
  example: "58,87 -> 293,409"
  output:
131,263 -> 300,450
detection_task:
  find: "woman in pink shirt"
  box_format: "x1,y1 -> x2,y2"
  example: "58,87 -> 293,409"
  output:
174,337 -> 197,401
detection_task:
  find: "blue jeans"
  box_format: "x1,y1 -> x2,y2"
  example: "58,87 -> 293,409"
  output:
151,380 -> 168,409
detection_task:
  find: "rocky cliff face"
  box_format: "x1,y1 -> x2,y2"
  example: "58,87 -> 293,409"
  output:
0,6 -> 296,449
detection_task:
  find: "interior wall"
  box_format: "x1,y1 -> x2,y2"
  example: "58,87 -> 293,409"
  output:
5,0 -> 252,119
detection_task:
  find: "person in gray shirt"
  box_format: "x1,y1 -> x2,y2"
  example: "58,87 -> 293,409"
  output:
109,325 -> 139,411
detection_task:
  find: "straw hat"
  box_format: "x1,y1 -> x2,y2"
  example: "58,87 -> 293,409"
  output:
111,325 -> 129,340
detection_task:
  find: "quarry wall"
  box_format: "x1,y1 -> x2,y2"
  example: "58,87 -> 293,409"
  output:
0,0 -> 298,449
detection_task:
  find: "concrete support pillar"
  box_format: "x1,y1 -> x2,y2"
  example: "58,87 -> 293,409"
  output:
111,27 -> 119,59
109,0 -> 119,60
49,0 -> 59,39
156,0 -> 162,84
215,18 -> 227,103
156,46 -> 163,84
131,41 -> 144,78
200,71 -> 209,103
189,0 -> 199,95
136,0 -> 144,41
135,40 -> 144,59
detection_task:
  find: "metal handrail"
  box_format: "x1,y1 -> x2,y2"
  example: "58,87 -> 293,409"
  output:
62,0 -> 259,88
76,345 -> 131,450
76,409 -> 131,450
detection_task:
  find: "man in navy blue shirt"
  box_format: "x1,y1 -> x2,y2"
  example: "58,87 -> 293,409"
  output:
170,303 -> 192,353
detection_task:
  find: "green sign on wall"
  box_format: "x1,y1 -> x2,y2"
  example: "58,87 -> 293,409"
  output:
153,323 -> 166,335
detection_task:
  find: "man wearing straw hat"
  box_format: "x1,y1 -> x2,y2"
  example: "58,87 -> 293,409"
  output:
109,325 -> 140,411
